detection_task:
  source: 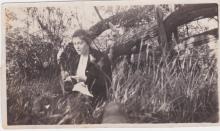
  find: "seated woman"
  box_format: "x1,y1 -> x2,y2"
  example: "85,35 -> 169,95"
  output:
58,29 -> 112,105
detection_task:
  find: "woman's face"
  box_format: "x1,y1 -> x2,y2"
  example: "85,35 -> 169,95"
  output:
72,37 -> 89,55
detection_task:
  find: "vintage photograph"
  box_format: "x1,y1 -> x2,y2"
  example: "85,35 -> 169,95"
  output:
2,0 -> 219,126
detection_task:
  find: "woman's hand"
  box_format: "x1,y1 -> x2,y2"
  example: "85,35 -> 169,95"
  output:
69,75 -> 87,82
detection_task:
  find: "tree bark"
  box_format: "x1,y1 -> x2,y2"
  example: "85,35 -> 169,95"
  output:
110,28 -> 218,61
88,5 -> 154,40
89,4 -> 217,41
164,4 -> 218,33
92,4 -> 218,61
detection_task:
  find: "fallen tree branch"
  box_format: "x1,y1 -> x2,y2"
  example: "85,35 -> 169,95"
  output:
101,4 -> 218,61
109,28 -> 218,61
89,4 -> 217,41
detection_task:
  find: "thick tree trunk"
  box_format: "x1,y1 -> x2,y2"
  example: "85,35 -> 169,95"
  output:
91,4 -> 218,61
88,5 -> 155,40
111,28 -> 218,60
164,4 -> 218,33
89,4 -> 217,41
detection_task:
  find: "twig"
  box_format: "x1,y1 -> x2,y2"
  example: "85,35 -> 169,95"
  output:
94,6 -> 104,21
57,114 -> 72,125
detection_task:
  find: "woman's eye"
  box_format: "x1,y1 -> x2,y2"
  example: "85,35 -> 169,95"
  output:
74,42 -> 79,45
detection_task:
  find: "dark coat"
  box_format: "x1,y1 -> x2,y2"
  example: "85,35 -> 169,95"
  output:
59,44 -> 112,103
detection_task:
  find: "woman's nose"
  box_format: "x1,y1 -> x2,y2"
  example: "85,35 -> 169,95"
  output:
76,46 -> 80,49
75,44 -> 79,49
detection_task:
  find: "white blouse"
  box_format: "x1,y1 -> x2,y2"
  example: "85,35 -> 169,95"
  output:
74,54 -> 93,97
76,54 -> 89,81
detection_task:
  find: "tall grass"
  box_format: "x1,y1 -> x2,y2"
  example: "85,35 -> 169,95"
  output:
110,47 -> 218,123
7,75 -> 99,125
7,44 -> 218,124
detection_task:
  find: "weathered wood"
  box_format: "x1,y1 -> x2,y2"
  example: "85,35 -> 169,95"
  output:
89,4 -> 217,42
101,4 -> 218,60
110,28 -> 218,60
89,5 -> 155,39
164,4 -> 218,33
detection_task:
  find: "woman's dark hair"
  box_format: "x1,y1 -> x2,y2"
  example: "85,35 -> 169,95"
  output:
72,29 -> 91,45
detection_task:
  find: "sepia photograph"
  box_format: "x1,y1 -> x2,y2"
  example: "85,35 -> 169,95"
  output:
1,0 -> 219,128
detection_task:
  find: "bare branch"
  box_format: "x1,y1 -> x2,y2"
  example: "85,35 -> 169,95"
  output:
94,6 -> 104,21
